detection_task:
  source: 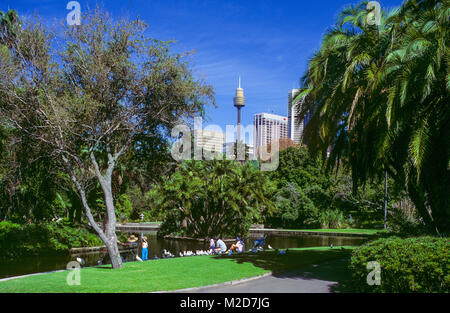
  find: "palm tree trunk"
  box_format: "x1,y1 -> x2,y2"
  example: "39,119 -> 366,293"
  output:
384,171 -> 387,229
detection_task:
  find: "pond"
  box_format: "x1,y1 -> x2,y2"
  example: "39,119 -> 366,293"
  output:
0,232 -> 367,279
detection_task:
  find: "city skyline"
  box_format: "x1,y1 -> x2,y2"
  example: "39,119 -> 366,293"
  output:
192,82 -> 307,149
0,0 -> 405,141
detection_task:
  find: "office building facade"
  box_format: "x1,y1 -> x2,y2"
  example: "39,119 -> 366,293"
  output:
194,129 -> 225,155
287,89 -> 305,145
253,113 -> 288,152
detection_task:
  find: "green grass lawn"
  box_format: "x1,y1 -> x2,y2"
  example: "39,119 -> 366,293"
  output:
267,228 -> 384,235
0,246 -> 355,293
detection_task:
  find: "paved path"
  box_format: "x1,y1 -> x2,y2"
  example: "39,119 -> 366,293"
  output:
182,258 -> 353,293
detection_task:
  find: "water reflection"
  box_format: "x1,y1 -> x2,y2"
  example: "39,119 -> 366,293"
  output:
0,232 -> 367,279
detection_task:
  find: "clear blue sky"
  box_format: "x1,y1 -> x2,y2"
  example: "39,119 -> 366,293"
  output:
1,0 -> 403,144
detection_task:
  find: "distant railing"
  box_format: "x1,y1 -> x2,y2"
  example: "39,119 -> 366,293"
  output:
248,228 -> 374,238
69,243 -> 138,255
115,223 -> 162,232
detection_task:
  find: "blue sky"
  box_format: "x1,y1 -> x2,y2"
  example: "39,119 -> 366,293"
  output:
1,0 -> 403,144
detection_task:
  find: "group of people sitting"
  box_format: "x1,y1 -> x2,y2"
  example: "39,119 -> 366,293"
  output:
208,236 -> 245,255
94,233 -> 282,266
121,233 -> 269,262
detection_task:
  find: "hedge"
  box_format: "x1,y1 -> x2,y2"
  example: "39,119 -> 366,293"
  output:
350,236 -> 450,292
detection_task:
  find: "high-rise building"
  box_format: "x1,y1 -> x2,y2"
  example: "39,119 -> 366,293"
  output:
223,142 -> 255,160
253,113 -> 288,153
194,129 -> 225,155
287,89 -> 305,144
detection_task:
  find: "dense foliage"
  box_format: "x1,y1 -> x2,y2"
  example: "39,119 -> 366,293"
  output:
273,183 -> 319,228
350,236 -> 450,292
158,159 -> 276,238
0,220 -> 103,260
297,0 -> 450,233
266,146 -> 398,229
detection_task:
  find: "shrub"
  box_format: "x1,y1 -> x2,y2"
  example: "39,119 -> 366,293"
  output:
274,183 -> 319,228
350,236 -> 450,292
319,209 -> 348,229
157,160 -> 276,238
0,220 -> 103,260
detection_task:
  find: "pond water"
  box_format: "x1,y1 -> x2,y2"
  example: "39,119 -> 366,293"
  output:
0,232 -> 367,279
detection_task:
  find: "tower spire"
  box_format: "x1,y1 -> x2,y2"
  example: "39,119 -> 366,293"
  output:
234,76 -> 245,146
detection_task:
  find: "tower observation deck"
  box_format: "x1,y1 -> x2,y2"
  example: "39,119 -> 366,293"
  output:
234,77 -> 245,142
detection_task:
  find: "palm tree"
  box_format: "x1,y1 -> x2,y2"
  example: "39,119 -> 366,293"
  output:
380,0 -> 449,233
297,0 -> 449,233
156,159 -> 275,238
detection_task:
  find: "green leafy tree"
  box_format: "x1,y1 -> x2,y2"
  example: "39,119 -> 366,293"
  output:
267,144 -> 399,228
0,8 -> 214,268
275,183 -> 319,228
268,146 -> 330,190
0,9 -> 19,48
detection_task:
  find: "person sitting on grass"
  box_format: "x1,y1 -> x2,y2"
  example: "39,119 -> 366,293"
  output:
126,235 -> 139,245
227,237 -> 244,255
214,236 -> 227,254
206,237 -> 215,254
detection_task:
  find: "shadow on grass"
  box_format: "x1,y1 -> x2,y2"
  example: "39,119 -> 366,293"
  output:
209,249 -> 355,293
94,266 -> 116,270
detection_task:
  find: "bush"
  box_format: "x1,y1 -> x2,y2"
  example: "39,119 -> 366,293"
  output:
157,160 -> 276,238
350,236 -> 450,292
318,209 -> 348,229
274,183 -> 319,229
0,220 -> 103,260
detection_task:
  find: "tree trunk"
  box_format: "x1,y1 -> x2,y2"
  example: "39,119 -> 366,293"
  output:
407,178 -> 437,234
181,217 -> 187,229
104,231 -> 122,268
64,154 -> 123,269
99,158 -> 123,269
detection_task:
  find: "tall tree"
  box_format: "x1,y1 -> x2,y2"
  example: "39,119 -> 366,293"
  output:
0,9 -> 214,268
296,0 -> 449,233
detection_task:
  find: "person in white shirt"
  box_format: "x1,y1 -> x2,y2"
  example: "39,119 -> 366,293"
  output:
141,237 -> 148,260
214,237 -> 227,254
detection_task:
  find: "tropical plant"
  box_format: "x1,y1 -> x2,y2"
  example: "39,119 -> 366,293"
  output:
318,209 -> 347,229
297,0 -> 449,234
157,159 -> 276,238
266,145 -> 392,228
